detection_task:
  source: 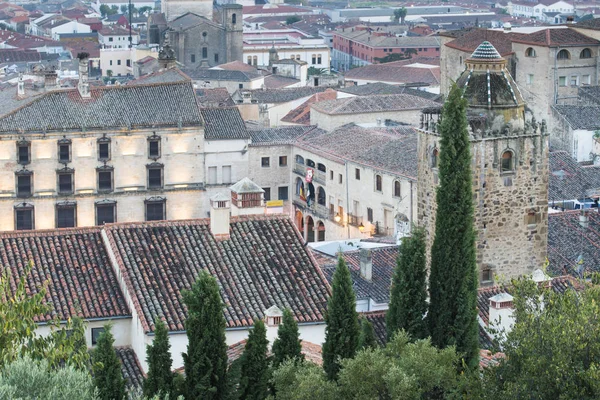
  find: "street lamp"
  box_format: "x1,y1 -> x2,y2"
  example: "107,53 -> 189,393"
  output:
334,213 -> 341,223
358,222 -> 365,232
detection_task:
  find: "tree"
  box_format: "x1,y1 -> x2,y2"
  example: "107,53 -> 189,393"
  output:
427,83 -> 479,370
357,318 -> 377,350
482,278 -> 600,398
0,357 -> 98,400
144,319 -> 174,399
393,7 -> 407,24
272,309 -> 303,368
269,360 -> 338,400
322,256 -> 360,380
182,271 -> 228,400
387,227 -> 428,341
239,320 -> 270,400
404,48 -> 418,58
138,6 -> 152,15
286,16 -> 301,25
99,4 -> 110,17
374,52 -> 409,64
120,4 -> 128,13
92,324 -> 126,400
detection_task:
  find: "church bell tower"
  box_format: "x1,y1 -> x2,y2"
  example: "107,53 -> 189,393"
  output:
417,41 -> 549,285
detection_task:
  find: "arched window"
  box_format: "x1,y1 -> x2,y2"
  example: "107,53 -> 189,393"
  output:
557,49 -> 570,60
252,56 -> 258,66
317,163 -> 326,173
247,56 -> 252,65
317,186 -> 326,206
431,148 -> 439,168
375,174 -> 382,192
306,159 -> 315,168
393,180 -> 401,197
295,155 -> 304,165
501,150 -> 514,172
580,48 -> 592,59
232,13 -> 236,24
525,47 -> 536,57
295,177 -> 304,196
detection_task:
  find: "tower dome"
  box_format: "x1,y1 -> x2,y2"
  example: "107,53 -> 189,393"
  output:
456,41 -> 525,128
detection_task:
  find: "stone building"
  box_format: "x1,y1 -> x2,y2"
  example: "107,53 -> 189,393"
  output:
417,41 -> 549,284
161,0 -> 213,22
149,5 -> 243,69
0,57 -> 208,231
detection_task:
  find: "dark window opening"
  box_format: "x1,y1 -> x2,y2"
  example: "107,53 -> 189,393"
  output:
261,157 -> 270,167
317,187 -> 326,205
191,54 -> 196,63
375,174 -> 382,192
16,174 -> 32,198
148,137 -> 161,158
232,13 -> 236,24
214,53 -> 219,63
355,168 -> 360,180
202,47 -> 208,59
96,203 -> 116,225
15,206 -> 33,230
98,141 -> 110,160
58,143 -> 71,163
58,172 -> 73,194
56,204 -> 76,228
17,142 -> 30,164
147,166 -> 163,189
394,181 -> 401,197
501,151 -> 514,172
263,187 -> 271,201
367,207 -> 373,223
278,186 -> 288,200
98,170 -> 113,192
145,199 -> 166,221
279,156 -> 287,166
91,327 -> 105,345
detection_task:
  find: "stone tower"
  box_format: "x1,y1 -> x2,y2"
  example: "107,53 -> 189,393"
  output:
417,41 -> 549,285
221,4 -> 243,66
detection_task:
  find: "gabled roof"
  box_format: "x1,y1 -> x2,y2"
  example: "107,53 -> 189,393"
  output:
103,215 -> 331,333
0,81 -> 202,134
184,68 -> 263,82
552,105 -> 600,130
444,29 -> 520,56
263,74 -> 300,89
344,59 -> 440,86
214,60 -> 260,73
116,347 -> 145,390
362,311 -> 387,345
548,211 -> 600,276
196,87 -> 235,108
578,85 -> 600,105
511,27 -> 600,47
249,125 -> 315,145
127,68 -> 190,85
576,17 -> 600,31
239,86 -> 328,104
200,107 -> 248,140
337,82 -> 441,101
0,227 -> 130,323
281,89 -> 337,125
310,93 -> 439,115
227,339 -> 323,365
168,12 -> 223,31
229,177 -> 264,193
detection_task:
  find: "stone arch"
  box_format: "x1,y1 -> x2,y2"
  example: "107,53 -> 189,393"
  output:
317,220 -> 325,242
317,186 -> 326,206
501,149 -> 515,172
306,159 -> 316,168
393,180 -> 401,197
557,49 -> 570,60
525,47 -> 536,57
306,216 -> 315,243
295,154 -> 304,164
431,148 -> 439,168
580,48 -> 592,59
295,177 -> 304,196
295,210 -> 304,230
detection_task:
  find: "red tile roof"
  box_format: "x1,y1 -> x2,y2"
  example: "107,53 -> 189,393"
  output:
444,29 -> 521,56
103,215 -> 331,333
0,227 -> 130,323
226,338 -> 323,365
281,88 -> 337,125
512,28 -> 600,47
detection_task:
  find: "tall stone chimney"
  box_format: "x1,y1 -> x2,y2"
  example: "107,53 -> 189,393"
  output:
488,292 -> 514,340
359,248 -> 372,281
77,52 -> 91,98
44,66 -> 58,89
210,192 -> 231,240
264,305 -> 283,348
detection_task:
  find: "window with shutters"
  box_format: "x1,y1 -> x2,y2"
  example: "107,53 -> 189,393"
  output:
96,201 -> 116,225
147,164 -> 163,189
145,198 -> 166,221
15,204 -> 34,230
56,202 -> 76,228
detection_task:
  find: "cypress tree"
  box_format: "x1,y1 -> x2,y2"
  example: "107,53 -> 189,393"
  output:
239,319 -> 270,400
427,83 -> 479,370
272,308 -> 303,367
357,317 -> 377,350
144,319 -> 174,399
92,324 -> 126,400
182,271 -> 228,399
322,256 -> 360,380
386,227 -> 428,341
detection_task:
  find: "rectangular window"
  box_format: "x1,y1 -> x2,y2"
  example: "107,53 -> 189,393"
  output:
330,170 -> 333,180
147,166 -> 163,189
58,142 -> 71,163
15,207 -> 33,230
239,83 -> 243,89
145,200 -> 165,221
263,187 -> 271,201
367,207 -> 373,223
58,172 -> 73,194
56,204 -> 76,228
261,157 -> 270,167
191,54 -> 196,63
110,60 -> 113,66
570,75 -> 579,86
96,203 -> 116,225
278,186 -> 288,200
222,165 -> 231,184
582,74 -> 591,85
355,168 -> 360,180
338,174 -> 342,184
97,170 -> 113,192
126,59 -> 131,67
247,56 -> 252,65
277,156 -> 287,167
109,37 -> 113,42
202,47 -> 208,59
17,142 -> 30,164
527,74 -> 533,85
208,166 -> 217,184
214,53 -> 219,63
148,138 -> 161,158
558,76 -> 567,87
317,55 -> 322,64
117,59 -> 121,66
312,55 -> 316,64
16,174 -> 32,198
91,327 -> 105,345
98,141 -> 110,160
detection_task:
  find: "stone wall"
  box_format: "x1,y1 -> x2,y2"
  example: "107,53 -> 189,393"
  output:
417,127 -> 549,283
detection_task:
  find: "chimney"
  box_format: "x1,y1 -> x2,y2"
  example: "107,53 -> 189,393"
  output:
503,22 -> 512,32
566,15 -> 574,24
77,52 -> 90,98
44,68 -> 57,89
359,248 -> 372,281
264,305 -> 283,348
17,73 -> 24,97
210,192 -> 231,240
229,177 -> 266,217
488,292 -> 514,340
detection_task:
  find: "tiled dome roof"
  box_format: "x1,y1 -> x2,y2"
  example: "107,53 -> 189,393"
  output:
470,41 -> 502,60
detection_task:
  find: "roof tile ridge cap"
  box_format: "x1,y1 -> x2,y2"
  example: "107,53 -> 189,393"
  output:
0,225 -> 101,238
360,309 -> 387,316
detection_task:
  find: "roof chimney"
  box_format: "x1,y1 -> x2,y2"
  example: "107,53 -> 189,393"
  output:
488,292 -> 514,340
264,305 -> 283,348
503,22 -> 512,32
77,52 -> 90,98
359,248 -> 372,281
210,192 -> 231,240
17,73 -> 24,97
229,177 -> 265,217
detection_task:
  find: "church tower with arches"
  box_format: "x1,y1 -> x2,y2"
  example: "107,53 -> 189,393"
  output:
417,41 -> 549,285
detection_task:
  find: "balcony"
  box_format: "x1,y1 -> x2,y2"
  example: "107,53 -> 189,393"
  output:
374,221 -> 394,236
293,163 -> 306,177
348,214 -> 361,227
314,170 -> 327,185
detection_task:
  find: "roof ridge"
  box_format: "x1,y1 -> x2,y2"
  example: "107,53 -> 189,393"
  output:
0,225 -> 101,238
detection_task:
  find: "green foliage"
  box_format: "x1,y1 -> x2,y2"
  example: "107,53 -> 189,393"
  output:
357,317 -> 377,350
374,52 -> 410,64
482,279 -> 600,399
427,83 -> 479,370
387,227 -> 428,341
307,67 -> 327,76
182,271 -> 228,400
272,309 -> 303,368
393,7 -> 407,23
269,360 -> 338,400
144,319 -> 174,399
239,320 -> 270,400
322,256 -> 360,380
92,324 -> 126,400
0,356 -> 98,400
285,16 -> 301,25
